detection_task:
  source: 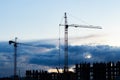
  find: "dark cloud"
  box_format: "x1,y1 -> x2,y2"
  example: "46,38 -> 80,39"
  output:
0,42 -> 13,53
1,41 -> 120,77
27,44 -> 120,66
35,44 -> 56,48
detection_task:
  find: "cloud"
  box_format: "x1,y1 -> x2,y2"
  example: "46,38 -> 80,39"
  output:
0,42 -> 13,53
1,40 -> 120,77
83,52 -> 92,59
68,34 -> 107,46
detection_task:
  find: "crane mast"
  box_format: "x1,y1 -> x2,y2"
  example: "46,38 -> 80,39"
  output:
64,13 -> 69,72
9,37 -> 18,79
14,38 -> 17,77
60,12 -> 102,73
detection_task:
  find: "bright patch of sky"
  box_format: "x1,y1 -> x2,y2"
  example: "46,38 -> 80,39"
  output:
0,0 -> 120,46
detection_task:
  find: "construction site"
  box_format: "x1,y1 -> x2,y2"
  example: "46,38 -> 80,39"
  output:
1,12 -> 120,80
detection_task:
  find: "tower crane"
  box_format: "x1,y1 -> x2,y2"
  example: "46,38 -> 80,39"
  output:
9,37 -> 40,79
59,12 -> 102,73
9,37 -> 17,78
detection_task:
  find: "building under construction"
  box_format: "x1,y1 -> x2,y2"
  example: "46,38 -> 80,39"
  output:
75,61 -> 120,80
26,70 -> 75,80
25,61 -> 120,80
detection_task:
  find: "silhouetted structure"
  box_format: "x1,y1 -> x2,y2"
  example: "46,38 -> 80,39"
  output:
25,62 -> 120,80
26,70 -> 50,80
26,70 -> 75,80
93,63 -> 106,80
1,62 -> 120,80
75,63 -> 90,80
106,62 -> 115,80
75,61 -> 120,80
0,77 -> 11,80
21,61 -> 120,80
116,62 -> 120,77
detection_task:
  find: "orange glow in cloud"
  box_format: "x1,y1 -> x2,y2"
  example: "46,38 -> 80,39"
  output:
48,68 -> 74,73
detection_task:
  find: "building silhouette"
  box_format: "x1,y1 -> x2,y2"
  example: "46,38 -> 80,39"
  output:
92,63 -> 106,80
26,70 -> 75,80
75,63 -> 90,80
1,62 -> 120,80
75,61 -> 120,80
25,62 -> 120,80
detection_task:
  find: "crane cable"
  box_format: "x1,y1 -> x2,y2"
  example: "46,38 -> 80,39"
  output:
67,13 -> 91,25
58,22 -> 61,69
58,15 -> 64,69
